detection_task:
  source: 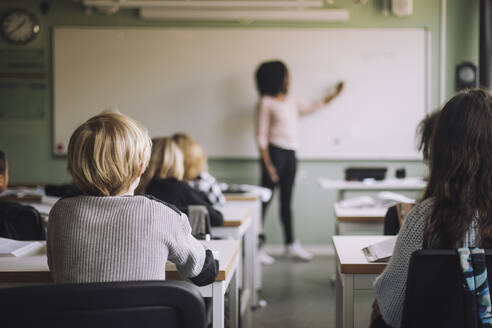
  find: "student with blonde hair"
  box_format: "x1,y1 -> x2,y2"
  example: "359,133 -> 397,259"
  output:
172,133 -> 226,206
138,137 -> 224,227
48,112 -> 217,285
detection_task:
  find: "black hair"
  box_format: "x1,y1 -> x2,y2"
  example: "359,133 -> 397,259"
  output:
0,150 -> 6,175
416,110 -> 440,161
255,60 -> 289,96
423,89 -> 492,248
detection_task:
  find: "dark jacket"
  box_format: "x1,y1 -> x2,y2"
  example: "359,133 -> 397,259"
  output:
0,200 -> 46,240
146,178 -> 224,227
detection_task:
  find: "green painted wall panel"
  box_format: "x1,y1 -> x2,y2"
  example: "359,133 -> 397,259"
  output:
0,0 -> 479,244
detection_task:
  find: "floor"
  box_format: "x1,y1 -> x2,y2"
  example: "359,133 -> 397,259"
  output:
251,256 -> 337,328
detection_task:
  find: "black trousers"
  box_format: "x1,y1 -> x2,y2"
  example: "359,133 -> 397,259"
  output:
261,144 -> 297,245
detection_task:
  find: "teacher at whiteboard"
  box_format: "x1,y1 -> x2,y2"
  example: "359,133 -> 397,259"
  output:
255,60 -> 344,262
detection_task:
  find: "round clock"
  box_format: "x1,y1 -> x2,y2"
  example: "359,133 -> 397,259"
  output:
1,9 -> 40,45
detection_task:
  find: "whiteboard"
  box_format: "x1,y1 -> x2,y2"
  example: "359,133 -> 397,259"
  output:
53,27 -> 428,159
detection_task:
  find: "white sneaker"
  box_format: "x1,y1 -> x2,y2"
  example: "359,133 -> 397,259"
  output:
259,249 -> 275,265
285,241 -> 313,261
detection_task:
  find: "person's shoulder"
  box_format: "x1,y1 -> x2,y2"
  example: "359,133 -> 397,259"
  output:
0,199 -> 37,216
199,171 -> 217,183
259,95 -> 275,108
410,198 -> 434,216
50,195 -> 83,211
136,194 -> 182,216
402,197 -> 434,229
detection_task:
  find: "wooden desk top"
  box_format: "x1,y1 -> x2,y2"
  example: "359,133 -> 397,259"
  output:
0,239 -> 241,284
334,203 -> 387,222
333,235 -> 392,274
224,194 -> 260,202
215,202 -> 253,227
319,177 -> 426,191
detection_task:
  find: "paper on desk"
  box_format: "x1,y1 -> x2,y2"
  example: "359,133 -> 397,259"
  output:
362,237 -> 396,263
221,183 -> 272,202
0,237 -> 44,257
0,187 -> 44,199
338,192 -> 415,209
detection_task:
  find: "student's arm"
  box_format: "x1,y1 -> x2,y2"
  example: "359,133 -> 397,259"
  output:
167,212 -> 218,286
298,81 -> 344,115
256,99 -> 279,183
374,199 -> 432,327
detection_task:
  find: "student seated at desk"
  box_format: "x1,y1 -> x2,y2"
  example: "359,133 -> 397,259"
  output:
137,137 -> 224,227
47,112 -> 217,285
172,133 -> 226,206
0,150 -> 45,241
374,89 -> 492,328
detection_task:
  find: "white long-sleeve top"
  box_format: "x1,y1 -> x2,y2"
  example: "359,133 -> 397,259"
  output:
256,95 -> 323,150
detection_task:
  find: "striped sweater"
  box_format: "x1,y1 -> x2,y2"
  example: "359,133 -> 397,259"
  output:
47,194 -> 216,285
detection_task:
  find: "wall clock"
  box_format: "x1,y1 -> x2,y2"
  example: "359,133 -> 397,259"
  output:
1,9 -> 40,45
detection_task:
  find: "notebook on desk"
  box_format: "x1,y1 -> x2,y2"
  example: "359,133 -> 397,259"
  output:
0,238 -> 44,257
362,237 -> 396,263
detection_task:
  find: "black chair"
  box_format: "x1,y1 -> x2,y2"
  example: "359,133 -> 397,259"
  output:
0,200 -> 45,240
383,205 -> 399,235
401,249 -> 492,328
0,281 -> 206,328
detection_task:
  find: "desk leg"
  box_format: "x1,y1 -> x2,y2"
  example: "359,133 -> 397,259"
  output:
242,214 -> 255,327
338,190 -> 345,202
336,264 -> 354,328
253,199 -> 262,307
212,282 -> 225,328
230,271 -> 239,328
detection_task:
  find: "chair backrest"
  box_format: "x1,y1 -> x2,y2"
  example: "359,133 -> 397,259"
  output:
188,205 -> 212,237
0,280 -> 206,328
383,205 -> 399,235
401,249 -> 492,328
0,200 -> 45,240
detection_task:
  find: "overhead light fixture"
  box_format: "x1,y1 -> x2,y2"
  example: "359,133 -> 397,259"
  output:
82,0 -> 326,9
140,8 -> 350,22
81,0 -> 349,22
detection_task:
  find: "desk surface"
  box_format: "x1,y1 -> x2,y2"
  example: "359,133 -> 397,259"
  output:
334,204 -> 387,222
333,235 -> 392,274
319,178 -> 426,191
215,202 -> 253,227
224,194 -> 260,202
0,239 -> 241,283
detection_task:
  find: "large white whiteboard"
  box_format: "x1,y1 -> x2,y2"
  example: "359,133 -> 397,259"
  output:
53,27 -> 428,159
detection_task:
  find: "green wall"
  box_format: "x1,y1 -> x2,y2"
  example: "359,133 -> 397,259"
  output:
0,0 -> 479,245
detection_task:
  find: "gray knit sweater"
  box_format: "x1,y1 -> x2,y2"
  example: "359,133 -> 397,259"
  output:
47,195 -> 207,284
374,198 -> 477,328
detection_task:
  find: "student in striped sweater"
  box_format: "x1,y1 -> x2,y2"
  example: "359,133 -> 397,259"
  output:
47,112 -> 217,285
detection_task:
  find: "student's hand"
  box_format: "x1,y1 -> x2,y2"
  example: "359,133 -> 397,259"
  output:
266,164 -> 279,183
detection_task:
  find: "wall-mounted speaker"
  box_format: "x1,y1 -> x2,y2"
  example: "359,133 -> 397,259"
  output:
391,0 -> 413,17
456,62 -> 478,91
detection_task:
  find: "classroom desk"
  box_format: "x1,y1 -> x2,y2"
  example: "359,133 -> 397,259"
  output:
213,200 -> 257,328
333,235 -> 391,328
0,239 -> 241,328
319,178 -> 426,202
333,203 -> 387,235
224,194 -> 263,308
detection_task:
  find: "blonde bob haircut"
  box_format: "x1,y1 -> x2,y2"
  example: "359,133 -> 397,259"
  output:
172,133 -> 206,181
137,137 -> 185,193
67,111 -> 151,196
